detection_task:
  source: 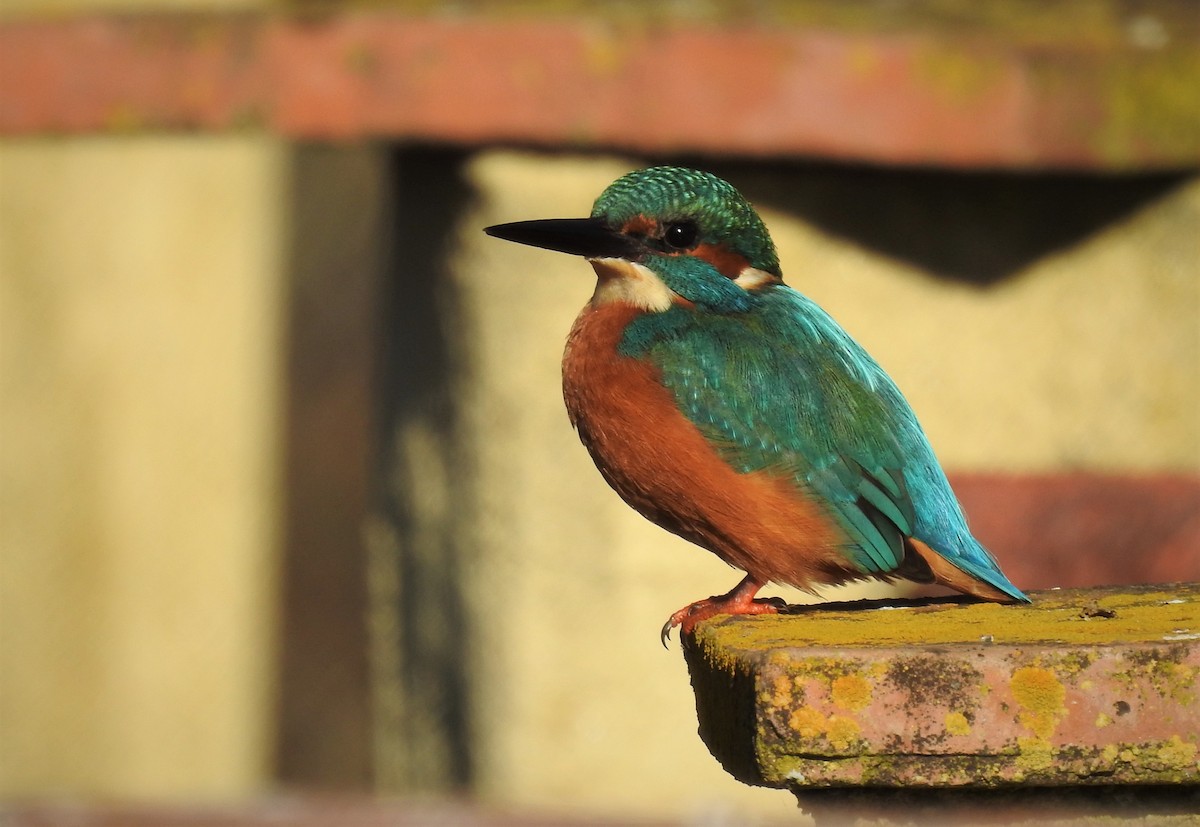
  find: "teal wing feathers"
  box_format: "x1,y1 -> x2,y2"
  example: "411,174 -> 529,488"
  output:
619,285 -> 1028,601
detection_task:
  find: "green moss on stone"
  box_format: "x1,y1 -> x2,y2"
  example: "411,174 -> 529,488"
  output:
693,584 -> 1200,652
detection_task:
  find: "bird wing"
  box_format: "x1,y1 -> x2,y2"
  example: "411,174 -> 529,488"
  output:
630,289 -> 938,577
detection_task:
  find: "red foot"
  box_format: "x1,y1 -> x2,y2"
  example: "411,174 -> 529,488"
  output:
660,574 -> 786,647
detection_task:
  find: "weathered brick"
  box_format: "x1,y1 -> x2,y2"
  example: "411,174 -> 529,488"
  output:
684,583 -> 1200,790
3,11 -> 1200,169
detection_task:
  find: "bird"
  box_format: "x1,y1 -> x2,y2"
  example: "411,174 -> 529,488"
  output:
485,166 -> 1029,644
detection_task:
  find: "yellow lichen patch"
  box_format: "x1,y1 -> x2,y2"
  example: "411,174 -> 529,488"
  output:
830,674 -> 872,711
1091,49 -> 1200,166
825,715 -> 861,750
848,42 -> 883,78
768,674 -> 793,710
785,706 -> 861,751
915,45 -> 1006,106
1156,735 -> 1198,770
1147,658 -> 1198,705
789,706 -> 827,740
1101,744 -> 1120,764
1011,666 -> 1067,741
1046,650 -> 1096,678
1107,651 -> 1197,706
1015,736 -> 1055,774
696,584 -> 1199,651
1095,713 -> 1112,729
944,711 -> 972,736
583,32 -> 629,78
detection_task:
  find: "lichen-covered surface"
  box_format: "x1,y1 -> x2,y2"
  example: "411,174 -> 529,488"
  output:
683,583 -> 1200,790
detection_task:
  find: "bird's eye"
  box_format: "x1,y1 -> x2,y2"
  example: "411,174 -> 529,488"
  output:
662,221 -> 699,250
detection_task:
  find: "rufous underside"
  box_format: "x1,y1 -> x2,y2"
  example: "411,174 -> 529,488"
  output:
563,297 -> 868,592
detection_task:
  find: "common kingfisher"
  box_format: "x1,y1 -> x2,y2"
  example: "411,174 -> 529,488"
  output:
485,166 -> 1029,644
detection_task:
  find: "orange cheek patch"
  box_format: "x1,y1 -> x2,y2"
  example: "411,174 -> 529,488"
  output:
615,218 -> 749,280
693,243 -> 749,279
621,214 -> 657,236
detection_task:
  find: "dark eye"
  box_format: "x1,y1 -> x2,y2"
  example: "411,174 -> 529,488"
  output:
662,221 -> 699,250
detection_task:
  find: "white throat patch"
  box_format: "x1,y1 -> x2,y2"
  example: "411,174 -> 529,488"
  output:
588,258 -> 674,312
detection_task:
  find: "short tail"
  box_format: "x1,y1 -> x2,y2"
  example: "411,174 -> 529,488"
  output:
907,537 -> 1030,603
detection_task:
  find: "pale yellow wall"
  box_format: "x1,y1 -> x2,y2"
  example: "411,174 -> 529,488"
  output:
0,135 -> 288,798
453,151 -> 1199,820
2,0 -> 290,794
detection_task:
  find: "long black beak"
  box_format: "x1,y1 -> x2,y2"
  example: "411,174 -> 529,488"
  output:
484,217 -> 642,260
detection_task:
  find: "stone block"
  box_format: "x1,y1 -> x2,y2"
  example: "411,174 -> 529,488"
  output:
684,583 -> 1200,791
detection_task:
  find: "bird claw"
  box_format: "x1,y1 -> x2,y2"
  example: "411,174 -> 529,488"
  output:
659,593 -> 787,649
661,604 -> 697,648
660,617 -> 677,649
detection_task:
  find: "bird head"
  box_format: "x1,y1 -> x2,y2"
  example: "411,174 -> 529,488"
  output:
485,167 -> 782,314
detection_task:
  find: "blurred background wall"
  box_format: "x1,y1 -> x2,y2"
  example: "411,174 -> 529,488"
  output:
1,135 -> 288,799
1,2 -> 1198,824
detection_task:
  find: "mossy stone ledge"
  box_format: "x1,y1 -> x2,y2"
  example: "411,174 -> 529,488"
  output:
682,582 -> 1200,797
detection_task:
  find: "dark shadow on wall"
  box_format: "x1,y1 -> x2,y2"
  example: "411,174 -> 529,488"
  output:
274,143 -> 476,794
371,145 -> 476,793
691,159 -> 1192,284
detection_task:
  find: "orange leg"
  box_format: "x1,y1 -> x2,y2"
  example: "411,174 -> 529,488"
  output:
661,574 -> 786,646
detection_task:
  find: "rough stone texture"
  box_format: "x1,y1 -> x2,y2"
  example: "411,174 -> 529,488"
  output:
684,583 -> 1200,791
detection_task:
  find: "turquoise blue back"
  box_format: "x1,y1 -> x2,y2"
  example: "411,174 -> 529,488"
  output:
619,285 -> 1029,602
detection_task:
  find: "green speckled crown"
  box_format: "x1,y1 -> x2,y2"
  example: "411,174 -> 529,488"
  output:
591,167 -> 781,276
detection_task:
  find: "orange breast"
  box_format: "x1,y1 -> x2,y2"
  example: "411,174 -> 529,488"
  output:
561,301 -> 853,591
